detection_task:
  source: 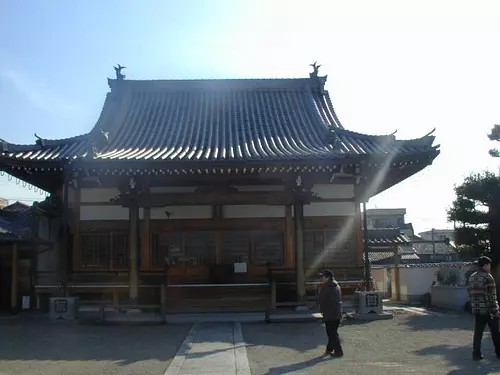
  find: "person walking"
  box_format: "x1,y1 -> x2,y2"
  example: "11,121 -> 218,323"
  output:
468,256 -> 500,360
317,269 -> 344,357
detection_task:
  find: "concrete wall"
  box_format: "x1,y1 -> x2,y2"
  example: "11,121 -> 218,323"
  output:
372,265 -> 436,303
372,268 -> 391,298
398,267 -> 436,304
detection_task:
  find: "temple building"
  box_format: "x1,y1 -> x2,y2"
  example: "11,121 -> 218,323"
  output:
0,65 -> 440,313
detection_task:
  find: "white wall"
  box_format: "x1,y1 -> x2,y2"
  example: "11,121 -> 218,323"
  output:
372,268 -> 389,297
223,205 -> 285,218
150,206 -> 212,220
80,188 -> 121,203
304,202 -> 356,217
311,184 -> 354,199
80,206 -> 145,220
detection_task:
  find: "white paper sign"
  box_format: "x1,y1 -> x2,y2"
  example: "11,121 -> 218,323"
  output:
234,262 -> 247,273
22,296 -> 30,310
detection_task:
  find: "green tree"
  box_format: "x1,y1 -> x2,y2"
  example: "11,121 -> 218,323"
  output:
488,124 -> 500,157
448,172 -> 500,262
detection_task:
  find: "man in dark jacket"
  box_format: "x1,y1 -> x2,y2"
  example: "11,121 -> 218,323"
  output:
317,269 -> 343,357
468,256 -> 500,360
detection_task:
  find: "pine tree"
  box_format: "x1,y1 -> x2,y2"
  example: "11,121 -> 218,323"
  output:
488,124 -> 500,157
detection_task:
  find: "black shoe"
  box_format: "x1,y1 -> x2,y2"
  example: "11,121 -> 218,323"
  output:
473,355 -> 484,361
333,351 -> 344,357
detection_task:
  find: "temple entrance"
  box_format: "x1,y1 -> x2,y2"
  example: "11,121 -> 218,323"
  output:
152,230 -> 283,312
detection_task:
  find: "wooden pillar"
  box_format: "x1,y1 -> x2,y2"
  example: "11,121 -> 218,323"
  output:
285,205 -> 294,268
355,203 -> 364,265
61,167 -> 70,296
72,182 -> 81,272
393,247 -> 401,301
11,243 -> 18,311
362,202 -> 372,290
129,203 -> 139,304
141,207 -> 151,270
294,203 -> 305,300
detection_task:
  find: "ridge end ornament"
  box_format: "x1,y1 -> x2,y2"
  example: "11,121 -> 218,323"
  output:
114,64 -> 126,80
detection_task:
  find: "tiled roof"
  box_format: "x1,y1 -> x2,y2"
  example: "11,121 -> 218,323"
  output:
0,214 -> 32,241
367,250 -> 420,264
367,228 -> 412,247
0,75 -> 439,164
409,235 -> 456,255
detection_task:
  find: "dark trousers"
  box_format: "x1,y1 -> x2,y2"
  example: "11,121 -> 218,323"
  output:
324,319 -> 343,353
473,314 -> 500,356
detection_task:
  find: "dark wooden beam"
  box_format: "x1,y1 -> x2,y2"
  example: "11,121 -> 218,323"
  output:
111,190 -> 324,207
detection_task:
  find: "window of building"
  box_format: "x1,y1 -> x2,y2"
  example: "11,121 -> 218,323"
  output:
253,232 -> 284,265
373,219 -> 391,228
81,233 -> 129,269
304,230 -> 354,267
152,232 -> 183,267
151,230 -> 284,267
184,231 -> 216,266
220,232 -> 251,263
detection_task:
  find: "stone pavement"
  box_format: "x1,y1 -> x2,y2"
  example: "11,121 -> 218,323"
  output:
3,309 -> 500,375
164,322 -> 251,375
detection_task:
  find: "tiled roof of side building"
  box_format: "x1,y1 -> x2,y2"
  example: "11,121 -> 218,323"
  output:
367,228 -> 412,246
0,75 -> 440,163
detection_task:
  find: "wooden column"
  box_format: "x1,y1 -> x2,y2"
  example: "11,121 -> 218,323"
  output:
362,202 -> 372,290
11,243 -> 18,311
61,167 -> 70,296
393,247 -> 401,301
285,205 -> 294,268
355,203 -> 364,265
129,203 -> 139,304
141,207 -> 151,270
72,183 -> 81,272
294,203 -> 305,300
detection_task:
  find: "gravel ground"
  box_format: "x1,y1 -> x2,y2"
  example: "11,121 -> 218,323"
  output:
3,312 -> 500,375
0,319 -> 190,375
242,312 -> 500,375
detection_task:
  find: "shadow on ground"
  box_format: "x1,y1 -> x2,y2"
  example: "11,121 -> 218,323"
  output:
402,312 -> 473,331
415,344 -> 500,375
0,321 -> 190,366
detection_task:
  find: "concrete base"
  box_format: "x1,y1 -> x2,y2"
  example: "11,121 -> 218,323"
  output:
166,312 -> 265,324
268,312 -> 323,323
356,312 -> 394,321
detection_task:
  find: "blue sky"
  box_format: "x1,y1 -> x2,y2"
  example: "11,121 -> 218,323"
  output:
1,0 -> 500,233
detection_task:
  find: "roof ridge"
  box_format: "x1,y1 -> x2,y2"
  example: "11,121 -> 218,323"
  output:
107,77 -> 320,92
